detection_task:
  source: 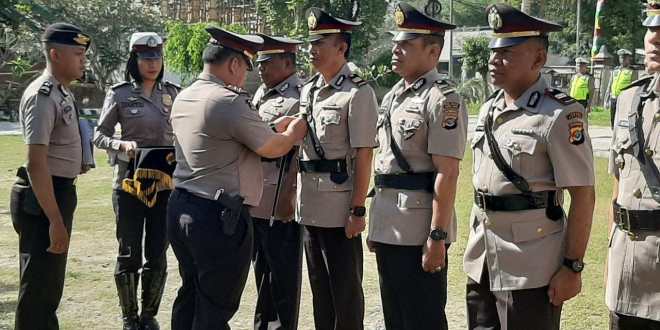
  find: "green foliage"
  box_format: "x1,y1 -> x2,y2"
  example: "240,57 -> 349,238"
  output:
164,21 -> 247,85
458,78 -> 490,106
462,36 -> 490,76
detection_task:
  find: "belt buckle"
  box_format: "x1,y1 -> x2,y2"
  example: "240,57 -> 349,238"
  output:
476,191 -> 487,210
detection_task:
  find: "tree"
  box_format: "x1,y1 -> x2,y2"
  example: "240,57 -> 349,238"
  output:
4,0 -> 163,90
164,21 -> 247,84
462,36 -> 490,100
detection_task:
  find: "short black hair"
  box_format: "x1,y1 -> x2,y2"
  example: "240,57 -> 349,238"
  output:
272,52 -> 296,68
336,33 -> 352,59
421,34 -> 445,49
531,36 -> 549,52
202,44 -> 245,65
124,52 -> 164,83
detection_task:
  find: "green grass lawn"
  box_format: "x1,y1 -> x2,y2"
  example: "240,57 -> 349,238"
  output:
0,135 -> 612,329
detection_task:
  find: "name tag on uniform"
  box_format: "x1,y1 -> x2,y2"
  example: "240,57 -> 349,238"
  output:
617,119 -> 629,128
322,105 -> 342,111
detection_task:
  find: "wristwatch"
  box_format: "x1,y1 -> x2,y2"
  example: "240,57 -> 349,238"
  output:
429,228 -> 448,241
350,206 -> 366,217
563,258 -> 585,273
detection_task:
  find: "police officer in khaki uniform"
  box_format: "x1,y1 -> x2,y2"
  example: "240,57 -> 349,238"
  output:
367,3 -> 466,330
298,8 -> 378,330
250,34 -> 304,330
167,27 -> 307,330
569,57 -> 595,111
606,2 -> 660,329
94,32 -> 179,330
9,23 -> 90,330
463,5 -> 596,329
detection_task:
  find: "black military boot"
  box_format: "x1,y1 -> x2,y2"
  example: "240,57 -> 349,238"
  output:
139,270 -> 167,330
115,273 -> 140,330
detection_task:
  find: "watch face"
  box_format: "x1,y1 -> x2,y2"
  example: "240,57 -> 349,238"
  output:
351,206 -> 366,217
430,229 -> 447,241
572,261 -> 584,272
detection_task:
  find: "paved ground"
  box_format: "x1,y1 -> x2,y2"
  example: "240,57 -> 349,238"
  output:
1,118 -> 613,158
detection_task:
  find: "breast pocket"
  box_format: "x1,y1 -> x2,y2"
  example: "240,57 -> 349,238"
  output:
503,135 -> 538,174
317,109 -> 344,144
397,116 -> 425,153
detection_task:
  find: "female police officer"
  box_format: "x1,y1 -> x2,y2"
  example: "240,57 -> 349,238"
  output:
94,32 -> 179,330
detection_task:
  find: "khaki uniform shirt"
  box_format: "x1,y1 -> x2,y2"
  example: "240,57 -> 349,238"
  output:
19,70 -> 82,179
607,74 -> 660,321
171,72 -> 277,206
94,81 -> 179,189
250,74 -> 302,221
296,63 -> 378,228
368,69 -> 467,245
463,77 -> 595,291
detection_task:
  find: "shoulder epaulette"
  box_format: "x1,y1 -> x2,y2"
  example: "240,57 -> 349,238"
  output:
622,75 -> 653,91
224,84 -> 248,96
111,81 -> 131,90
164,80 -> 181,90
349,73 -> 367,87
545,88 -> 576,105
38,81 -> 53,96
435,79 -> 456,95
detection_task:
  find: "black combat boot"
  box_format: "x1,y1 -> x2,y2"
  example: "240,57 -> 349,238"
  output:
115,273 -> 140,330
139,270 -> 167,330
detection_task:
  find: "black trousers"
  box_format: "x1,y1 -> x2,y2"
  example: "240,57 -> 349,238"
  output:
610,312 -> 660,330
375,242 -> 450,330
466,265 -> 561,330
610,97 -> 618,127
303,226 -> 364,330
10,176 -> 77,330
252,219 -> 303,330
112,189 -> 169,275
167,188 -> 253,330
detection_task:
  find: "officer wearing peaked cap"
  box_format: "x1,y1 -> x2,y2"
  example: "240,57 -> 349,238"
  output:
606,2 -> 660,329
94,31 -> 178,330
606,48 -> 638,127
367,3 -> 466,330
167,27 -> 307,330
298,7 -> 378,330
569,57 -> 595,111
463,4 -> 595,330
10,22 -> 90,330
250,34 -> 304,330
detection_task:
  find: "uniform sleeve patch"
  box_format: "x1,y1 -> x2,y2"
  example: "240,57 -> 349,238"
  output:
569,122 -> 585,145
566,111 -> 583,121
442,101 -> 460,129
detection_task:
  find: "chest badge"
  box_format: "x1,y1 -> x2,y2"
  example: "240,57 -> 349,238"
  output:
162,94 -> 173,107
130,109 -> 139,115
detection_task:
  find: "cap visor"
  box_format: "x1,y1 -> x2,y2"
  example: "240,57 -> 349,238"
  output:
256,54 -> 273,62
136,51 -> 162,59
391,31 -> 422,41
644,16 -> 660,28
307,34 -> 326,42
489,37 -> 531,49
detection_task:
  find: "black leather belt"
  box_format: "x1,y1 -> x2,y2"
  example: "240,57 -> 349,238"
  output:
16,166 -> 76,187
474,190 -> 551,211
374,173 -> 435,192
299,159 -> 347,173
613,203 -> 660,232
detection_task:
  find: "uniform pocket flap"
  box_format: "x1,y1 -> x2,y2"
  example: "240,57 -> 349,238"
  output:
317,175 -> 352,192
505,136 -> 538,156
320,112 -> 341,125
511,220 -> 563,243
397,190 -> 433,210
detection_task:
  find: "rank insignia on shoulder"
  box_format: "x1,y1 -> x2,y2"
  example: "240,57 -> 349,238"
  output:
350,73 -> 367,86
165,80 -> 181,90
280,82 -> 289,92
111,81 -> 130,90
442,101 -> 460,130
569,122 -> 585,145
39,81 -> 53,96
546,88 -> 576,105
435,80 -> 456,95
